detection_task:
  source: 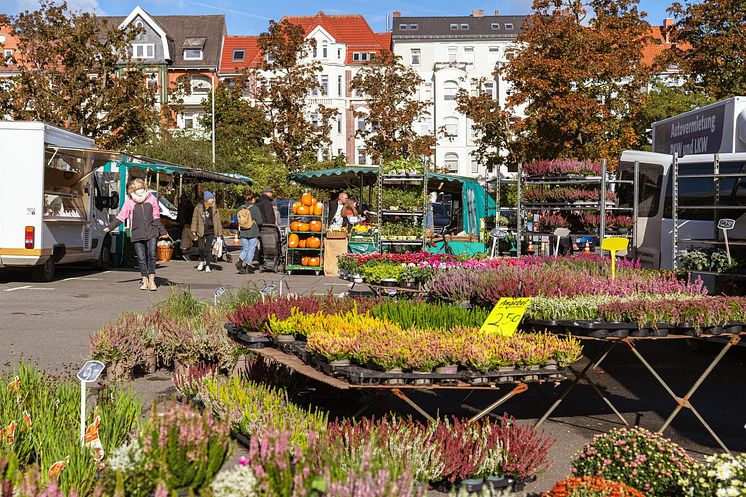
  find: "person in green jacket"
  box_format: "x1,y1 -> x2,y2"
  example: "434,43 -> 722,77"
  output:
235,191 -> 263,274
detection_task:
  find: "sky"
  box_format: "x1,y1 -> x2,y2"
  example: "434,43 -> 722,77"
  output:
6,0 -> 680,34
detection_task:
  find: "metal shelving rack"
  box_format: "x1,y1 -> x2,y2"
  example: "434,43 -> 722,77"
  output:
495,160 -> 639,257
672,153 -> 746,270
377,163 -> 429,252
285,205 -> 326,276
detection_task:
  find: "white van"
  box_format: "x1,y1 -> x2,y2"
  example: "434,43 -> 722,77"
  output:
617,150 -> 746,269
0,122 -> 120,281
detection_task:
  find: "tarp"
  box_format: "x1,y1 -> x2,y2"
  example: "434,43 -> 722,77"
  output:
288,166 -> 378,190
119,157 -> 252,185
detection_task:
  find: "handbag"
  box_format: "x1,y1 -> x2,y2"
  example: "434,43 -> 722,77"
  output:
211,237 -> 224,259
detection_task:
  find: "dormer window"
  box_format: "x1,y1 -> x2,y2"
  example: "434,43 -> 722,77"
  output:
352,52 -> 374,62
409,24 -> 418,30
232,50 -> 245,61
450,23 -> 459,30
461,24 -> 469,29
183,48 -> 202,60
183,37 -> 206,61
400,24 -> 409,30
132,43 -> 154,59
504,23 -> 514,30
491,23 -> 500,29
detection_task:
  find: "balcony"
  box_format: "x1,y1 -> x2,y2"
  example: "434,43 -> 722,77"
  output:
433,62 -> 472,71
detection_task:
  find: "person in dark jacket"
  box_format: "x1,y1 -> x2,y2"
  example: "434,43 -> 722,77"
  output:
235,192 -> 263,274
255,187 -> 278,227
190,191 -> 223,273
327,191 -> 348,229
104,178 -> 167,291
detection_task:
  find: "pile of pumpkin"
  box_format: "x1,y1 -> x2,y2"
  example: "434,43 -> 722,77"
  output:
289,192 -> 324,267
292,192 -> 324,217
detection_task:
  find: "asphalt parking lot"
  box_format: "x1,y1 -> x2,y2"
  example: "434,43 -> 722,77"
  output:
1,259 -> 744,493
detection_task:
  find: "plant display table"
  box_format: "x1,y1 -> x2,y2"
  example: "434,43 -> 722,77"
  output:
535,332 -> 744,453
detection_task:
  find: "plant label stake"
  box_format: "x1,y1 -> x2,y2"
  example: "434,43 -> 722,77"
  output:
601,237 -> 629,280
480,297 -> 532,337
553,228 -> 570,258
76,360 -> 104,446
214,286 -> 225,306
717,219 -> 735,264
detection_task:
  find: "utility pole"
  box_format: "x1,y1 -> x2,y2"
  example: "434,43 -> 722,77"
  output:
211,69 -> 216,166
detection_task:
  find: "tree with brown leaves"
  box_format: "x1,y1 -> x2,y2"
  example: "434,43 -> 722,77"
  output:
252,19 -> 337,172
667,0 -> 746,100
350,50 -> 436,164
0,1 -> 159,149
503,0 -> 653,167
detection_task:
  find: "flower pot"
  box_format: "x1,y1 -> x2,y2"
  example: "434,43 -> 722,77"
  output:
486,475 -> 508,489
113,362 -> 132,382
526,365 -> 541,371
329,358 -> 351,367
544,360 -> 558,371
386,367 -> 405,385
412,371 -> 432,386
459,478 -> 484,493
144,347 -> 157,374
435,365 -> 458,375
498,365 -> 515,373
380,278 -> 398,287
275,334 -> 295,343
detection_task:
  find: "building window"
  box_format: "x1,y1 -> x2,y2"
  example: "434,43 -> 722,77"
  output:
443,80 -> 458,100
191,75 -> 211,94
311,113 -> 320,127
449,23 -> 459,30
464,46 -> 474,65
410,48 -> 421,66
491,23 -> 500,29
3,49 -> 13,64
444,116 -> 458,137
482,81 -> 496,99
353,52 -> 371,62
183,48 -> 203,60
400,24 -> 409,30
504,23 -> 514,30
322,42 -> 328,58
356,116 -> 366,131
313,45 -> 317,58
338,75 -> 343,96
460,23 -> 470,30
338,48 -> 342,59
471,159 -> 479,174
419,117 -> 432,135
266,53 -> 276,63
447,46 -> 458,63
444,153 -> 459,173
488,46 -> 500,66
357,150 -> 367,165
409,24 -> 418,30
320,75 -> 329,96
135,20 -> 145,40
132,43 -> 154,59
183,113 -> 200,129
232,50 -> 245,61
337,116 -> 342,133
145,73 -> 158,90
424,82 -> 433,100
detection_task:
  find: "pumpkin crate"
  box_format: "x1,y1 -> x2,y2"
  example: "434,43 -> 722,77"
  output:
286,193 -> 326,275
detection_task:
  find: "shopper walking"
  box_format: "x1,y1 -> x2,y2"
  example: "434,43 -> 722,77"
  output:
235,191 -> 263,274
191,191 -> 223,273
104,178 -> 167,291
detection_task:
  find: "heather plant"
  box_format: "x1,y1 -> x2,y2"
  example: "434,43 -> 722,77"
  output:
89,312 -> 145,379
543,476 -> 646,497
536,213 -> 570,232
523,160 -> 602,177
679,453 -> 746,497
572,427 -> 693,496
210,460 -> 258,497
172,362 -> 220,399
157,288 -> 207,319
371,301 -> 489,330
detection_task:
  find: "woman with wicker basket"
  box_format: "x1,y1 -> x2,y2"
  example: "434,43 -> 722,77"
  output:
104,178 -> 168,291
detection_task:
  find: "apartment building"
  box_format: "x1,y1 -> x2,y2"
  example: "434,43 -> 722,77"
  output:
392,10 -> 526,178
100,6 -> 226,133
219,12 -> 392,165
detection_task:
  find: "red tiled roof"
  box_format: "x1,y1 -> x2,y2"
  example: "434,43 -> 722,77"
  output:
282,11 -> 390,64
642,23 -> 689,67
0,25 -> 20,73
374,32 -> 392,51
220,35 -> 262,73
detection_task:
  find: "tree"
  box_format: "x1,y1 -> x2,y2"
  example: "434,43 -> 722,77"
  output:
0,1 -> 159,149
350,50 -> 435,163
633,82 -> 713,149
200,73 -> 272,155
667,0 -> 746,99
456,79 -> 513,173
252,19 -> 337,172
504,0 -> 653,167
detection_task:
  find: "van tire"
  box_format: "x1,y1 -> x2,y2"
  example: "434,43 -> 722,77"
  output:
94,236 -> 111,269
31,257 -> 55,282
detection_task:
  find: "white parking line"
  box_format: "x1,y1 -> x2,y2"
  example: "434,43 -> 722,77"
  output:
3,286 -> 55,292
61,277 -> 103,282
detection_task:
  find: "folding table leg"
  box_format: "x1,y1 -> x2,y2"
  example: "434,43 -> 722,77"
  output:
625,336 -> 739,454
469,382 -> 528,423
391,388 -> 435,422
535,341 -> 623,428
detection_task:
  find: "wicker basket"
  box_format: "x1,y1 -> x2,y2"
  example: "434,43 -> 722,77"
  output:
326,231 -> 348,240
156,245 -> 174,262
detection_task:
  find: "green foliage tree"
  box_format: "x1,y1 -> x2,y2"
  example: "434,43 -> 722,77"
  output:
504,0 -> 653,168
667,0 -> 746,99
350,50 -> 436,163
0,1 -> 159,149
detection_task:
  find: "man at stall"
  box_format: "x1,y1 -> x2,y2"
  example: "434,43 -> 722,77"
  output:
327,191 -> 348,229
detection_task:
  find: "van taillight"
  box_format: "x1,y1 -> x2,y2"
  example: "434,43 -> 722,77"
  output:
25,226 -> 34,249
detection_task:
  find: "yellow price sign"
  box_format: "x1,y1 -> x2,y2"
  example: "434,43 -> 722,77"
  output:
479,297 -> 532,337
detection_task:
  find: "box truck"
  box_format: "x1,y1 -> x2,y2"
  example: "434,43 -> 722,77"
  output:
0,122 -> 120,281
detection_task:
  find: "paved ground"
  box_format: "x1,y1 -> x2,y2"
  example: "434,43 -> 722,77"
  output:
1,258 -> 744,494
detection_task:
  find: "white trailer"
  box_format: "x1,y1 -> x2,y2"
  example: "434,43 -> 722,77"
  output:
0,122 -> 120,281
652,96 -> 746,156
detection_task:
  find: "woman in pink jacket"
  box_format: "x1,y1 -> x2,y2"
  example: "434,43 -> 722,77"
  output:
104,178 -> 168,290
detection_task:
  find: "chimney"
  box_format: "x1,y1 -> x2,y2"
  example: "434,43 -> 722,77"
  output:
392,10 -> 401,17
663,17 -> 674,43
472,9 -> 484,17
494,9 -> 500,15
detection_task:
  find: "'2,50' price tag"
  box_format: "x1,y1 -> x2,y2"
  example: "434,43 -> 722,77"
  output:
479,297 -> 532,337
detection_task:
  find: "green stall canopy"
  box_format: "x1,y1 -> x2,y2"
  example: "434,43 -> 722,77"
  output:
120,155 -> 252,185
288,166 -> 378,190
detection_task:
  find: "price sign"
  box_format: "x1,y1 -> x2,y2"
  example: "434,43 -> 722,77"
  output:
479,298 -> 532,337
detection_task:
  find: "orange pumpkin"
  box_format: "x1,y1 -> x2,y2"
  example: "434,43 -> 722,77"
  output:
301,192 -> 313,207
309,220 -> 322,232
292,202 -> 302,214
299,239 -> 307,248
306,236 -> 321,249
290,221 -> 300,231
311,197 -> 318,207
297,205 -> 309,215
308,257 -> 320,267
313,202 -> 324,216
288,234 -> 299,248
301,256 -> 310,266
297,222 -> 310,232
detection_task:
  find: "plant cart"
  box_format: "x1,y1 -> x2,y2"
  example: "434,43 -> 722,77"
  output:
378,163 -> 428,253
286,196 -> 326,275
